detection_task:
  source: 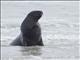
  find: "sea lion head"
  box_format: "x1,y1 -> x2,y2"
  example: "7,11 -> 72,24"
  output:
27,11 -> 43,22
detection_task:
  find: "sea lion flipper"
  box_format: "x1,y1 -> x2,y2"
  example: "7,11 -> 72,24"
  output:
10,34 -> 22,46
10,39 -> 22,46
37,38 -> 44,46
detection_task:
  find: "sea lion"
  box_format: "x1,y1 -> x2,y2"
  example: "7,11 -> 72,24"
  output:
10,11 -> 44,46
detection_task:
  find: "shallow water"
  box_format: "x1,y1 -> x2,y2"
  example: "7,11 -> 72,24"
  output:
1,1 -> 80,60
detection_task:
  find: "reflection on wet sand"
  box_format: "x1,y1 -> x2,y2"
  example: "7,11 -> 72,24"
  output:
20,46 -> 42,56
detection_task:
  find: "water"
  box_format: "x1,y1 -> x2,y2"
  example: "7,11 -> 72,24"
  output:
1,1 -> 80,60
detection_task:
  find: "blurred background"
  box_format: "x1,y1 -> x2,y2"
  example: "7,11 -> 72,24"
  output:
1,1 -> 79,60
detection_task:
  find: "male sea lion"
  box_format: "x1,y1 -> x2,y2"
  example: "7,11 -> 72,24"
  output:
10,11 -> 44,46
